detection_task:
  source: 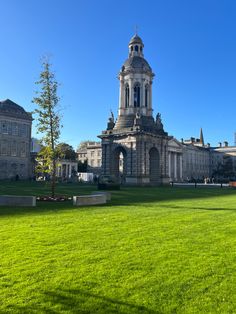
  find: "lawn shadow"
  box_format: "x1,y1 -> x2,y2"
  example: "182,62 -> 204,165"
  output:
0,183 -> 236,217
0,200 -> 72,217
9,288 -> 159,314
160,204 -> 236,211
110,186 -> 236,207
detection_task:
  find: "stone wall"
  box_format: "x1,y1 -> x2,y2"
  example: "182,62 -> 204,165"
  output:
0,100 -> 32,180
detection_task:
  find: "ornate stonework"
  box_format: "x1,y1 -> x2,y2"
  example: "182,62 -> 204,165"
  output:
98,35 -> 170,185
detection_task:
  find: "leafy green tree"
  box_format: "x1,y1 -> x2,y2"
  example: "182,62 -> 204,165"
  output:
32,59 -> 61,197
213,156 -> 235,181
55,142 -> 77,160
35,146 -> 52,179
212,162 -> 223,179
222,155 -> 234,179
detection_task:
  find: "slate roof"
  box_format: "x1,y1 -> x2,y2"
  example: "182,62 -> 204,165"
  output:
0,99 -> 32,120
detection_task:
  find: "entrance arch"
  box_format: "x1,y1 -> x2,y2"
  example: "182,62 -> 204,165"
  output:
111,146 -> 127,183
149,147 -> 160,183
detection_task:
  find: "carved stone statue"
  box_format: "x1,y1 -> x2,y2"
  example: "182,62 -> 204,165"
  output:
110,110 -> 114,123
107,110 -> 115,130
156,112 -> 163,130
134,111 -> 141,126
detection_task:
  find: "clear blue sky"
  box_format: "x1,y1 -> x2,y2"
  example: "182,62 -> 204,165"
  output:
1,0 -> 236,148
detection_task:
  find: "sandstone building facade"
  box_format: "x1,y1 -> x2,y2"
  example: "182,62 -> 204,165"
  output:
0,99 -> 32,179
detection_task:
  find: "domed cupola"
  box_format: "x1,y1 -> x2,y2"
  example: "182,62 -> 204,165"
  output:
128,34 -> 144,57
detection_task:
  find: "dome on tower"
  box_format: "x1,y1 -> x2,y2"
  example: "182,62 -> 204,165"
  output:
129,34 -> 143,45
122,56 -> 152,72
120,34 -> 153,74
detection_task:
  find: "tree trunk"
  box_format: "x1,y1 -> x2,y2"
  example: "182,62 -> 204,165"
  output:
51,157 -> 56,198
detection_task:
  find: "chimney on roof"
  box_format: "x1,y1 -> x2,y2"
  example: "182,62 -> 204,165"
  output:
224,141 -> 228,147
218,142 -> 222,147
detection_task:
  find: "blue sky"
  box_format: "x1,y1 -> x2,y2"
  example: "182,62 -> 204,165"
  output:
1,0 -> 236,148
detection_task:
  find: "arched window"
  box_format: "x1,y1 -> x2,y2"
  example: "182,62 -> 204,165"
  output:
131,46 -> 133,51
145,84 -> 149,107
135,45 -> 139,52
134,83 -> 140,107
125,84 -> 129,108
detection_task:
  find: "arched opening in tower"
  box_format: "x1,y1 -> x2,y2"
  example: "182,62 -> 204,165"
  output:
112,146 -> 127,184
149,147 -> 160,184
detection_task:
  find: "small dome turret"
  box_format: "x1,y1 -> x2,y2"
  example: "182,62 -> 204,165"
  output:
121,34 -> 152,74
128,34 -> 144,58
129,34 -> 143,45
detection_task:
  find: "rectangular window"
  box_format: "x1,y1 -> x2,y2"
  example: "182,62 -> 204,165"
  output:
19,124 -> 27,137
7,122 -> 12,135
12,123 -> 18,136
2,121 -> 8,134
1,141 -> 7,155
21,124 -> 27,137
11,141 -> 17,156
20,142 -> 26,157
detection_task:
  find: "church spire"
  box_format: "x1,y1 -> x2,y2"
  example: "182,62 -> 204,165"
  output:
200,128 -> 204,146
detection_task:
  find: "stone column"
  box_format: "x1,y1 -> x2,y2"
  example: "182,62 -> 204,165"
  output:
67,164 -> 70,178
180,154 -> 183,180
102,142 -> 109,175
168,152 -> 171,178
174,153 -> 177,180
130,78 -> 134,109
118,79 -> 124,115
149,81 -> 152,112
142,79 -> 145,109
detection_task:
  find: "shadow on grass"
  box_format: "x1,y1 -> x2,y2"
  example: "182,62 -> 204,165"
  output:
0,182 -> 236,217
160,204 -> 236,211
110,186 -> 236,206
9,288 -> 159,314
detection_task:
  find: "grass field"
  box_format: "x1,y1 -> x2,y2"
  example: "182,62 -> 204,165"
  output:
0,181 -> 236,313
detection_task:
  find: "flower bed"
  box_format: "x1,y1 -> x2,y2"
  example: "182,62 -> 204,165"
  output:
36,196 -> 72,202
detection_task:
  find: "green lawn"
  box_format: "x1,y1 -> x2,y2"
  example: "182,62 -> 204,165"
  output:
0,182 -> 236,313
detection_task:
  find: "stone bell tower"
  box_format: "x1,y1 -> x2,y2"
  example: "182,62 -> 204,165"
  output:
98,34 -> 170,185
